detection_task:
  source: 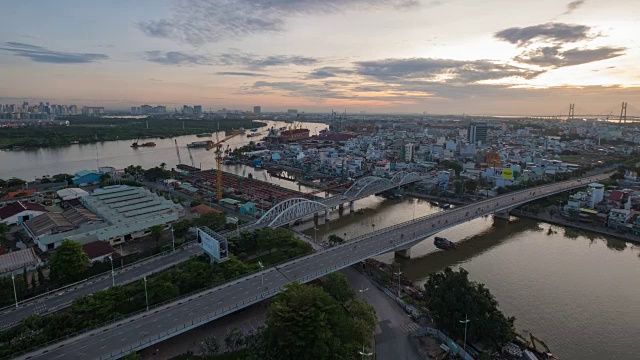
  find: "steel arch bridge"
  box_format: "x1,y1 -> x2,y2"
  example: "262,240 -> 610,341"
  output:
344,172 -> 421,199
255,198 -> 327,228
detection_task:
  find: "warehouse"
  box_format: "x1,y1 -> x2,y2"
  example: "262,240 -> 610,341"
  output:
33,185 -> 184,252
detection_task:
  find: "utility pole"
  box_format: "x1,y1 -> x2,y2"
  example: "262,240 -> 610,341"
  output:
395,269 -> 402,297
568,103 -> 575,120
460,314 -> 471,357
11,273 -> 18,309
259,261 -> 264,287
143,276 -> 149,311
171,227 -> 175,252
108,256 -> 115,286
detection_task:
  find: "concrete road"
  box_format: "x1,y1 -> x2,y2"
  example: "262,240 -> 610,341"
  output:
15,173 -> 610,360
342,268 -> 422,360
0,242 -> 203,329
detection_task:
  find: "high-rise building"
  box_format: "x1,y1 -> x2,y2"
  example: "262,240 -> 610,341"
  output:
467,122 -> 488,145
404,143 -> 415,162
253,106 -> 261,115
194,105 -> 202,114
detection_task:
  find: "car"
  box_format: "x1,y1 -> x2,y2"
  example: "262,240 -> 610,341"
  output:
341,195 -> 347,200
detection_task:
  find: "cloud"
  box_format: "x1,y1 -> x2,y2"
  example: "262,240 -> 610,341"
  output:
138,0 -> 433,45
216,71 -> 269,77
307,67 -> 354,79
0,42 -> 108,64
353,58 -> 544,83
144,51 -> 211,65
563,0 -> 585,15
516,46 -> 626,67
494,23 -> 594,46
218,53 -> 318,70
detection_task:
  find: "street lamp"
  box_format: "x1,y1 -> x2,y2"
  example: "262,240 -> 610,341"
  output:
108,256 -> 115,286
358,343 -> 373,360
171,227 -> 175,253
371,223 -> 375,233
143,276 -> 149,311
11,273 -> 18,309
395,269 -> 402,297
344,232 -> 347,241
259,261 -> 264,287
358,283 -> 369,298
314,227 -> 319,243
460,314 -> 471,356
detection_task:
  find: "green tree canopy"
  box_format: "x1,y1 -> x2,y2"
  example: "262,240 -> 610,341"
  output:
323,272 -> 355,304
327,234 -> 345,246
441,160 -> 462,175
262,279 -> 376,360
423,267 -> 515,347
49,239 -> 90,285
149,225 -> 164,244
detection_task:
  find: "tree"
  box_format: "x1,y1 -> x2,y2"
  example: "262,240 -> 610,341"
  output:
463,179 -> 478,194
200,334 -> 221,355
6,177 -> 26,188
0,223 -> 10,236
454,180 -> 463,194
172,220 -> 192,239
423,267 -> 515,347
149,225 -> 164,245
323,272 -> 355,304
51,174 -> 73,184
224,327 -> 245,352
99,173 -> 111,183
327,234 -> 344,246
194,212 -> 226,230
441,160 -> 462,175
263,281 -> 376,360
49,239 -> 90,285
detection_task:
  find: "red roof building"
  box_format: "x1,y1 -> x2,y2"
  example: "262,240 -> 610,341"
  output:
190,204 -> 224,216
0,201 -> 47,225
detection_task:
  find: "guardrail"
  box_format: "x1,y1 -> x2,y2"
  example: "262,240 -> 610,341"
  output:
0,240 -> 199,316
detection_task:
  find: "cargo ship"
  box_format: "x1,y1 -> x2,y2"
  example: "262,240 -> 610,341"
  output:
187,140 -> 213,148
131,141 -> 156,148
434,237 -> 456,250
225,129 -> 245,136
196,133 -> 212,137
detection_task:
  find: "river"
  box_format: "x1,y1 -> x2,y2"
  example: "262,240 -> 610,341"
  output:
0,120 -> 328,193
302,196 -> 640,360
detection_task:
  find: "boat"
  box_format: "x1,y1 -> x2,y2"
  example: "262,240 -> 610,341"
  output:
250,128 -> 258,132
141,142 -> 156,147
441,203 -> 451,209
196,133 -> 212,137
187,140 -> 212,148
225,129 -> 246,136
434,237 -> 456,250
430,201 -> 439,206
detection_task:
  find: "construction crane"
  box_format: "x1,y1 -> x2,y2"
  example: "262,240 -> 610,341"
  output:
187,147 -> 196,167
174,139 -> 182,165
206,132 -> 240,200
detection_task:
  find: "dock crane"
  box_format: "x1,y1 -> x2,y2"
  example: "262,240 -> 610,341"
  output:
187,147 -> 196,168
206,132 -> 240,200
174,139 -> 182,165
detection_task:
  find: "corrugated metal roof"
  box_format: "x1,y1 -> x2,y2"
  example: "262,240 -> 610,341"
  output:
0,248 -> 40,274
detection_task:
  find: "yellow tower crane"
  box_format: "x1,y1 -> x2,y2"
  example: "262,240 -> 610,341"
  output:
206,132 -> 240,200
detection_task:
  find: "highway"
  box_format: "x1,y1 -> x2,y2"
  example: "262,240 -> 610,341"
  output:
0,242 -> 202,329
13,173 -> 610,360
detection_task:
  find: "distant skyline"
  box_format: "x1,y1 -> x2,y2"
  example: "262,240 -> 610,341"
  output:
1,0 -> 638,115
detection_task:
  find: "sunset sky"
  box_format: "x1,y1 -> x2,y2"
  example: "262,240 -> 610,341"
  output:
1,0 -> 638,115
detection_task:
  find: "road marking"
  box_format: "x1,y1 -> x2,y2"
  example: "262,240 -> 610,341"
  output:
100,346 -> 106,349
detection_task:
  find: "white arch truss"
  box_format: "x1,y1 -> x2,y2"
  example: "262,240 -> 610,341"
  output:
344,176 -> 382,198
353,177 -> 394,198
256,198 -> 328,228
399,172 -> 421,184
390,171 -> 409,184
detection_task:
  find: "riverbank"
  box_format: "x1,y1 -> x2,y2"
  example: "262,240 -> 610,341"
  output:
512,209 -> 640,245
405,191 -> 470,206
0,117 -> 266,149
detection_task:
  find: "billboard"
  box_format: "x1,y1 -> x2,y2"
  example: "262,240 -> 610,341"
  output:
197,226 -> 229,262
502,168 -> 514,180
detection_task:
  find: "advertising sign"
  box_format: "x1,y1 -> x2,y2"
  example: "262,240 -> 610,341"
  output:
502,168 -> 514,180
197,226 -> 229,262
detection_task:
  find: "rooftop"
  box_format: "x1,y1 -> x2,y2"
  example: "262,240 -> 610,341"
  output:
0,248 -> 40,274
0,201 -> 46,220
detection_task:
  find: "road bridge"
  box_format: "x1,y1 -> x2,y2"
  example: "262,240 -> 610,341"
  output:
13,173 -> 610,360
244,172 -> 422,230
